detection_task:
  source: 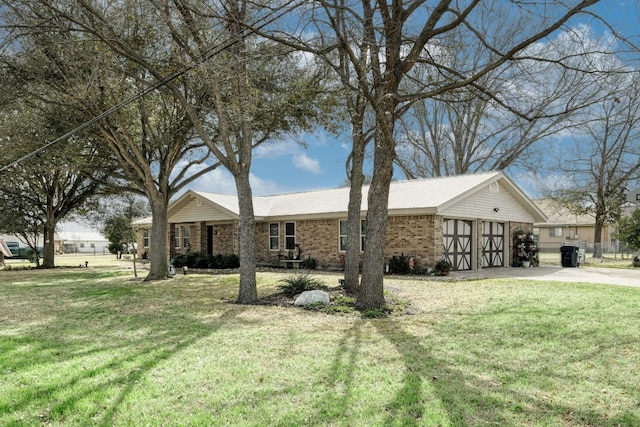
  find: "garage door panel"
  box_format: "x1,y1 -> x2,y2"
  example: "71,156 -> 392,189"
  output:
482,222 -> 504,268
443,219 -> 473,271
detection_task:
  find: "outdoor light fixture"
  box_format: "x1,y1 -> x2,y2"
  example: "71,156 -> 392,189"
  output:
493,207 -> 500,212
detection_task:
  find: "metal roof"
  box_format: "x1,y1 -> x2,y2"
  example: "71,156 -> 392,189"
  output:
173,171 -> 546,222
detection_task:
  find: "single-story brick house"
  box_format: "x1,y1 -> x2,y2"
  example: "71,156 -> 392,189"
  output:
136,171 -> 547,271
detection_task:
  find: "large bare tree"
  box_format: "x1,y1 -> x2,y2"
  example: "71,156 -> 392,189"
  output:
540,71 -> 640,257
277,0 -> 607,310
395,25 -> 619,178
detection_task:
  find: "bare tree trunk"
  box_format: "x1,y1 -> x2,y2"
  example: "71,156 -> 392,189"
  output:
236,170 -> 258,303
344,165 -> 364,293
145,197 -> 169,281
357,133 -> 395,310
42,216 -> 56,268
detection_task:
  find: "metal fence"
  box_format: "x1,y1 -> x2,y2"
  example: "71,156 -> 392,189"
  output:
539,241 -> 636,259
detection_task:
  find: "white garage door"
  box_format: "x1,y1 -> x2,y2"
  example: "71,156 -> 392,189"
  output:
443,219 -> 472,271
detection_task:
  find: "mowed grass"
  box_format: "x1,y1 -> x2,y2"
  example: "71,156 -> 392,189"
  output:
1,268 -> 640,426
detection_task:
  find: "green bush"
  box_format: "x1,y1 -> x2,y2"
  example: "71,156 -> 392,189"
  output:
172,252 -> 239,269
277,273 -> 328,297
300,256 -> 317,270
388,254 -> 409,274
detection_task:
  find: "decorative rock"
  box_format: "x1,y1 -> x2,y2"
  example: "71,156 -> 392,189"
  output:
294,290 -> 330,306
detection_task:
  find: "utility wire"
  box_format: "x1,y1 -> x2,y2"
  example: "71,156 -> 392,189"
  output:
0,2 -> 303,173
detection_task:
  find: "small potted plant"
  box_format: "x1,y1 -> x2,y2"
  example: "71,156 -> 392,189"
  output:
435,259 -> 452,276
513,228 -> 527,240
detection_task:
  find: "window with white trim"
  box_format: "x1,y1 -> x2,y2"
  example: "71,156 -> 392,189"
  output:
285,222 -> 296,250
143,228 -> 149,248
339,220 -> 348,251
550,227 -> 563,237
182,226 -> 191,249
175,225 -> 180,248
339,219 -> 367,251
269,223 -> 279,250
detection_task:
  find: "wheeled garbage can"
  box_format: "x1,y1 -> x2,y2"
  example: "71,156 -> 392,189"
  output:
560,245 -> 579,267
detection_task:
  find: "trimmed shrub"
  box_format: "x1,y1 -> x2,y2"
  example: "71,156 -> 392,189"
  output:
172,252 -> 239,269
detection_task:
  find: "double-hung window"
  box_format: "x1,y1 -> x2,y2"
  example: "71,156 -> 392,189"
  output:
143,228 -> 149,248
285,222 -> 296,250
339,219 -> 367,251
182,226 -> 191,249
269,223 -> 280,250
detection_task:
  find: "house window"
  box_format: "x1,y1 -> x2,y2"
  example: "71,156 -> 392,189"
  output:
339,220 -> 347,251
361,219 -> 367,251
80,243 -> 85,248
285,222 -> 296,250
269,223 -> 279,250
90,243 -> 95,248
550,227 -> 563,237
143,228 -> 149,247
183,226 -> 191,249
339,219 -> 367,252
175,225 -> 180,248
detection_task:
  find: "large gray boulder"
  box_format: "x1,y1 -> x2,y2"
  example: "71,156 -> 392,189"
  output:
294,290 -> 330,306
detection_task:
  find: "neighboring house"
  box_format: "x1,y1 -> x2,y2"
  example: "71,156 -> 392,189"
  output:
533,199 -> 616,253
57,229 -> 110,254
136,171 -> 546,272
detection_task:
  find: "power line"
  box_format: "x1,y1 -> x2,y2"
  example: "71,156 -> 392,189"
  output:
0,2 -> 303,173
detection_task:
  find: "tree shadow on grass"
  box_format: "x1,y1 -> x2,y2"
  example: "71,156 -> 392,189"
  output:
0,305 -> 251,426
373,318 -> 640,427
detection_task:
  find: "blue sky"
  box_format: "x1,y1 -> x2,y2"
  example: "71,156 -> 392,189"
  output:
182,2 -> 639,200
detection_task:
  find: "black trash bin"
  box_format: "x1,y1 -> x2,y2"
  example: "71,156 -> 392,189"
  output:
560,245 -> 579,267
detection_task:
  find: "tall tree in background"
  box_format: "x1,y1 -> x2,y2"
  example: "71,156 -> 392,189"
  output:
540,71 -> 640,257
395,25 -> 618,178
0,99 -> 113,268
100,194 -> 149,258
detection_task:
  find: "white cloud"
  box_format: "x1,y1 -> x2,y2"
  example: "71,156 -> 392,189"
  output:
293,153 -> 322,174
182,168 -> 237,195
249,174 -> 288,196
180,168 -> 289,197
254,139 -> 300,159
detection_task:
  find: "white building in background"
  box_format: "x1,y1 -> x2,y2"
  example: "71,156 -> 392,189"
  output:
57,222 -> 110,254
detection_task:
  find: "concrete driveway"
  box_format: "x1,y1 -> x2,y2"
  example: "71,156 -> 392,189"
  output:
452,265 -> 640,288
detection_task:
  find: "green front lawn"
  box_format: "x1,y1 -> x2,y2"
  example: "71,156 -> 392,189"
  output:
1,268 -> 639,426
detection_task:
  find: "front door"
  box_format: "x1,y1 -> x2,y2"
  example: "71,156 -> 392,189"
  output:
482,222 -> 504,268
443,219 -> 473,271
207,226 -> 214,255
